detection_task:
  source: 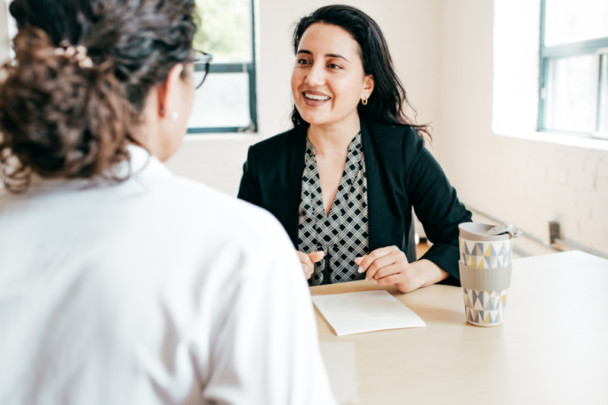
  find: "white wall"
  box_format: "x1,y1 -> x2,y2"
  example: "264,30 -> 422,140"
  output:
0,0 -> 441,197
2,0 -> 606,255
434,0 -> 608,256
0,1 -> 9,63
166,0 -> 441,196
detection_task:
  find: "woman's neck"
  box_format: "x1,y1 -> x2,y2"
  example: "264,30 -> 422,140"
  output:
307,111 -> 361,157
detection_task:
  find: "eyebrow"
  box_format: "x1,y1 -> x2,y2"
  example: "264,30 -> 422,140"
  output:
297,49 -> 350,62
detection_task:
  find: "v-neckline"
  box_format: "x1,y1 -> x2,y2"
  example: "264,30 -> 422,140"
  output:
306,133 -> 360,219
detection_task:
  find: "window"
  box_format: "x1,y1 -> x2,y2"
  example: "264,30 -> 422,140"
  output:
189,0 -> 257,134
539,0 -> 608,140
3,0 -> 257,134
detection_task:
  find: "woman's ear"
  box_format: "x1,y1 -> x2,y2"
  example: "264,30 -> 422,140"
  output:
151,62 -> 193,162
156,64 -> 185,118
363,74 -> 374,99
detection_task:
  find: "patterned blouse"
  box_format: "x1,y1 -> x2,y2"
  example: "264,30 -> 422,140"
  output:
298,131 -> 370,286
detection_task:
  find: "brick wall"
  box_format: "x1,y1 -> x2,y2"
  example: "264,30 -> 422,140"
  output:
434,0 -> 608,256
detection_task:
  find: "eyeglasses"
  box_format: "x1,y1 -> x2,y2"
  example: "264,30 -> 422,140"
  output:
193,51 -> 213,89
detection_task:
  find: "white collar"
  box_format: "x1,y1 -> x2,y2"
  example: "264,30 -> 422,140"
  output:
19,144 -> 171,193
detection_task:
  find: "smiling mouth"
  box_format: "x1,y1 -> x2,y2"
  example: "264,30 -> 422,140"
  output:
303,92 -> 331,101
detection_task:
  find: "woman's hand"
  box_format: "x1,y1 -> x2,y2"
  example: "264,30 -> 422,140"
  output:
297,251 -> 325,280
356,246 -> 423,293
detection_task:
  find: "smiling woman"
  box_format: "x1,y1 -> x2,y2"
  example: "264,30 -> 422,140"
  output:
289,9 -> 430,140
238,5 -> 472,293
291,23 -> 373,132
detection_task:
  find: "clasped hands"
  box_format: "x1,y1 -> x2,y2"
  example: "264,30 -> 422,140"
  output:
297,246 -> 424,293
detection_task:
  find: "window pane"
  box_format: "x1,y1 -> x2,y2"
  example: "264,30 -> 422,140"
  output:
598,54 -> 608,137
193,0 -> 252,62
545,0 -> 608,46
188,73 -> 250,129
544,55 -> 596,133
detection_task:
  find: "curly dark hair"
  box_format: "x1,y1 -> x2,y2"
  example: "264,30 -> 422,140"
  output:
0,0 -> 197,192
291,5 -> 431,140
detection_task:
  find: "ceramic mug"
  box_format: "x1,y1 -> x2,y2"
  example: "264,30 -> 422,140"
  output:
458,223 -> 513,269
459,261 -> 511,326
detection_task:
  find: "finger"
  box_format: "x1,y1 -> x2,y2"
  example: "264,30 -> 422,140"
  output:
296,251 -> 309,263
301,262 -> 310,275
298,252 -> 313,267
366,253 -> 399,281
372,263 -> 404,281
356,255 -> 367,272
375,273 -> 406,286
309,251 -> 325,263
357,246 -> 398,273
298,253 -> 314,277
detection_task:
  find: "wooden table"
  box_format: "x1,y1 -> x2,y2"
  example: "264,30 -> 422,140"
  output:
310,251 -> 608,405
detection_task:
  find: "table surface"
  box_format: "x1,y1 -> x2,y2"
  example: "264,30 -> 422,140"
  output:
310,251 -> 608,405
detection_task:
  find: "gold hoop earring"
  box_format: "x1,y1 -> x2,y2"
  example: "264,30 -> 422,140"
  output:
362,97 -> 368,105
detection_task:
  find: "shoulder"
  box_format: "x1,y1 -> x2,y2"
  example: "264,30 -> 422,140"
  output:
366,121 -> 424,162
367,120 -> 421,147
243,127 -> 301,179
156,176 -> 299,291
110,168 -> 295,281
153,172 -> 285,237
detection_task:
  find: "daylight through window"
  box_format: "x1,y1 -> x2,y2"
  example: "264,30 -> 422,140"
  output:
539,0 -> 608,140
188,0 -> 257,133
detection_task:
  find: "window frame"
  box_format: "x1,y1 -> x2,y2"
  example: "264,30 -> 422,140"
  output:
188,0 -> 257,134
538,0 -> 608,140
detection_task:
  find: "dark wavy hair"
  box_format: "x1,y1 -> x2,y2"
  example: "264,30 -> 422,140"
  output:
291,5 -> 430,140
0,0 -> 197,193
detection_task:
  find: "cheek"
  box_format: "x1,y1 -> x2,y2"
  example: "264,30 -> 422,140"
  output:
330,76 -> 363,107
291,70 -> 304,96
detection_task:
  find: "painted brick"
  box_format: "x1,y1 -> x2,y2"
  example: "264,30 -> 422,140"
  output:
596,176 -> 608,197
580,222 -> 608,247
582,154 -> 601,175
598,158 -> 608,179
553,185 -> 580,210
567,170 -> 596,192
547,166 -> 569,186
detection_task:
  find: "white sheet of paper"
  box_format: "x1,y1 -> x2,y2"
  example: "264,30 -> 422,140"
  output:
312,290 -> 426,336
319,342 -> 357,405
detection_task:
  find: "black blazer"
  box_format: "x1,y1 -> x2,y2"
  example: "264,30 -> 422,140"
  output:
237,118 -> 472,283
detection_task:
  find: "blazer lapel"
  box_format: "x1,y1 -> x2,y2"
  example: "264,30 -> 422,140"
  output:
361,119 -> 398,252
284,125 -> 307,248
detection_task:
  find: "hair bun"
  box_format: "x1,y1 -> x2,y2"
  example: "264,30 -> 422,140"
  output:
0,0 -> 197,193
0,27 -> 132,192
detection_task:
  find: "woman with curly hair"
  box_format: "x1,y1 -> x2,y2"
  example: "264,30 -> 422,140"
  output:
0,1 -> 334,404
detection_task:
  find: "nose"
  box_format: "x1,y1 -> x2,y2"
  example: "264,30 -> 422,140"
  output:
305,62 -> 325,87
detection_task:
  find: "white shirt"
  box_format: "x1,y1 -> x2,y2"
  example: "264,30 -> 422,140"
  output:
0,146 -> 336,405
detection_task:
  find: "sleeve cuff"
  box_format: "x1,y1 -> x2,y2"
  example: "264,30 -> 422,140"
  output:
419,243 -> 461,285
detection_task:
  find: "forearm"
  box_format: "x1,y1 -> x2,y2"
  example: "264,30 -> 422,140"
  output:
361,247 -> 450,293
409,259 -> 449,288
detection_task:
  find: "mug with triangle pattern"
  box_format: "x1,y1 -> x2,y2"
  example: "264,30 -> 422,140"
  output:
458,222 -> 520,327
458,223 -> 513,269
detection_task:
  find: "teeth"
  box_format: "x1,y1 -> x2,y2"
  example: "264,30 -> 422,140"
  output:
304,93 -> 330,101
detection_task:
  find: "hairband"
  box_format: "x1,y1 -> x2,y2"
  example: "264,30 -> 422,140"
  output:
54,42 -> 93,68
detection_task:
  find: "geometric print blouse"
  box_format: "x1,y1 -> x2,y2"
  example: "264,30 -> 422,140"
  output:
298,131 -> 370,286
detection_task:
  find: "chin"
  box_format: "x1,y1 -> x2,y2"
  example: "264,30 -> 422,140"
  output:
298,109 -> 330,126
